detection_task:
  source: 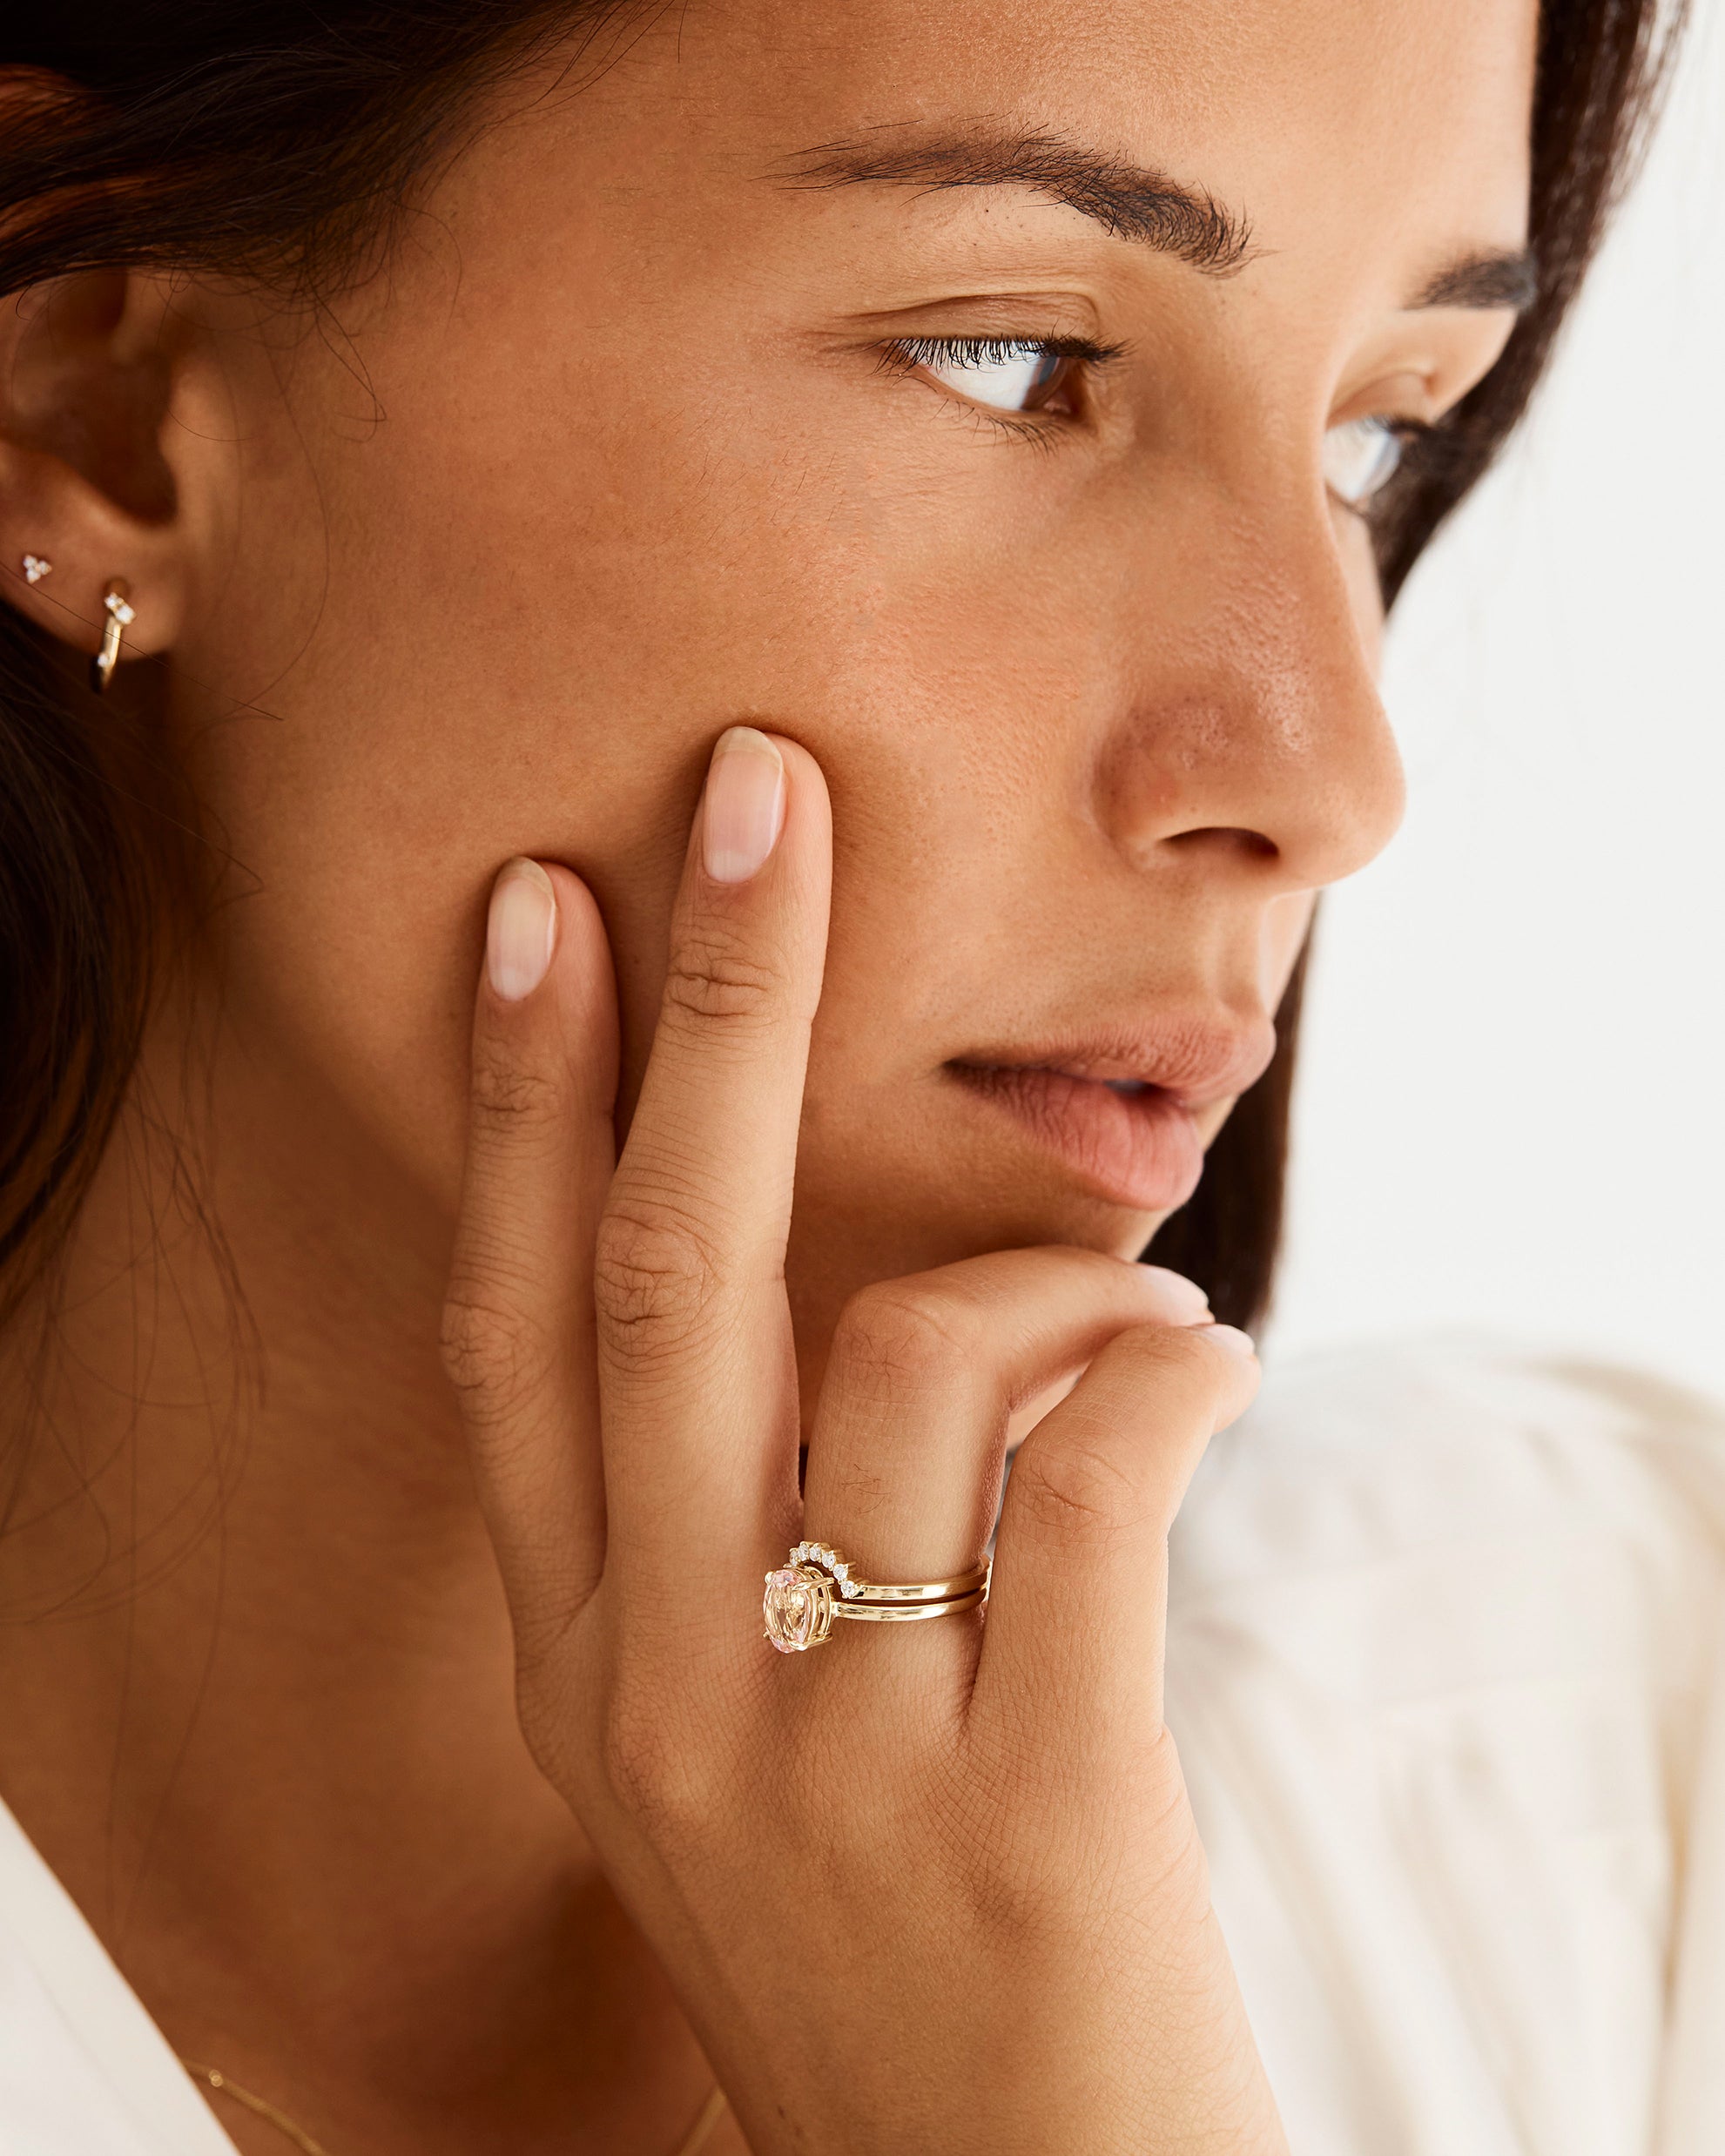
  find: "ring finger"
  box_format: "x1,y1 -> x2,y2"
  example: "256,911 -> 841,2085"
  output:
799,1249 -> 1214,1593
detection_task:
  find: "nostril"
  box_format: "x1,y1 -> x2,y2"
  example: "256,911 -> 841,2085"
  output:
1166,825 -> 1280,862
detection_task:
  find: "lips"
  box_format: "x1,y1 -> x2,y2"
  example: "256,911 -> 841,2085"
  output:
946,1012 -> 1275,1214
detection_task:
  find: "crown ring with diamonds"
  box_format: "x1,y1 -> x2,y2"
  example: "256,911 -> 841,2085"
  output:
762,1540 -> 990,1654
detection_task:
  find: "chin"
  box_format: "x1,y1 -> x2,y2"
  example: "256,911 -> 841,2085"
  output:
786,1174 -> 1168,1313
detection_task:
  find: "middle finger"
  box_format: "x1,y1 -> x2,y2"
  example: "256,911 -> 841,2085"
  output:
596,728 -> 832,1588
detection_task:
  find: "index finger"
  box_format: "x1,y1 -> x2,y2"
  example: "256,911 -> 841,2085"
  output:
594,726 -> 831,1584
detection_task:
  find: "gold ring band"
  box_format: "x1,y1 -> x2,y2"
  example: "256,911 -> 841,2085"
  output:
763,1540 -> 990,1653
842,1572 -> 988,1603
830,1587 -> 987,1623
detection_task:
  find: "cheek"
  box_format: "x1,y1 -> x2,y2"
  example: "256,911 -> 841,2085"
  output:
173,300 -> 1057,1216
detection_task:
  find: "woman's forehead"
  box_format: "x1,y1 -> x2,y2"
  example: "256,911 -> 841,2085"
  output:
501,0 -> 1536,309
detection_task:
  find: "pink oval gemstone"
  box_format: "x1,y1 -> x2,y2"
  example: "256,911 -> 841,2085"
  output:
764,1566 -> 825,1653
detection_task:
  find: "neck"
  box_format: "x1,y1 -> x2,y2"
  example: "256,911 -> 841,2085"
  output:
0,1001 -> 706,2146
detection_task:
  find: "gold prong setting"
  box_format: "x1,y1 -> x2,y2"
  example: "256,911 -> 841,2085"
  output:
762,1562 -> 835,1654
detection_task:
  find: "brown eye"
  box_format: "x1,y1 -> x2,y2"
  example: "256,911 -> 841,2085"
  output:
1323,415 -> 1407,507
913,340 -> 1077,413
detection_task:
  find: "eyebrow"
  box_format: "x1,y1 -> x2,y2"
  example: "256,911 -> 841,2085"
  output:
1410,248 -> 1540,313
778,125 -> 1539,313
778,125 -> 1254,276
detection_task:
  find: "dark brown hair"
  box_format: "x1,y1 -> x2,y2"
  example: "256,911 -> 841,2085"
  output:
0,0 -> 1682,1339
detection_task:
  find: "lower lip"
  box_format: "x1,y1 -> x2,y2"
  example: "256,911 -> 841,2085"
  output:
948,1065 -> 1205,1214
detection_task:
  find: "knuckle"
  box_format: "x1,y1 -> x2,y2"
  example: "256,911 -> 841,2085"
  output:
659,922 -> 785,1035
1009,1434 -> 1139,1546
962,1765 -> 1203,1944
592,1198 -> 724,1354
468,1038 -> 563,1135
597,1684 -> 724,1839
965,1833 -> 1112,1948
946,1761 -> 1115,1944
439,1283 -> 550,1422
831,1280 -> 980,1401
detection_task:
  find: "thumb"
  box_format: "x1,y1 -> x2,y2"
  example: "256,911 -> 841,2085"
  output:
441,858 -> 619,1653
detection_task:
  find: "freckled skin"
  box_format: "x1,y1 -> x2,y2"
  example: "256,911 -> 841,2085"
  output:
0,0 -> 1536,2146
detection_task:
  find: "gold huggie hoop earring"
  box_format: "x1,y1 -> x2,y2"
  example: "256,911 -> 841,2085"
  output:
91,580 -> 135,696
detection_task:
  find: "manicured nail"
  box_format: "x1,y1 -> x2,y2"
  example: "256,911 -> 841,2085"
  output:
486,858 -> 556,1001
702,726 -> 785,885
1140,1265 -> 1213,1324
1200,1323 -> 1257,1364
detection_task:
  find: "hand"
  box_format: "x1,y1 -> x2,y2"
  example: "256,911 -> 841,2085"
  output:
441,725 -> 1288,2153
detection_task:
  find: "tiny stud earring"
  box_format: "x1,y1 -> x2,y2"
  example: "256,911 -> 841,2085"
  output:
22,554 -> 51,584
90,579 -> 136,696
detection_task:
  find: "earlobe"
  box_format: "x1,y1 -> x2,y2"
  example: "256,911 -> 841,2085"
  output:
0,266 -> 214,677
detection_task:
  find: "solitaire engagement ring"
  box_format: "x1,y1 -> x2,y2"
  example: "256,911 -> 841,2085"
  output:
763,1540 -> 990,1654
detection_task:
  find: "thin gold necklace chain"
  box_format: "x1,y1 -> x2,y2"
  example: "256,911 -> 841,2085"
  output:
179,2058 -> 729,2156
179,2064 -> 333,2156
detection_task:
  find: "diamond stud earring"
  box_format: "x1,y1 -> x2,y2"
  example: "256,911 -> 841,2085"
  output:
90,580 -> 136,696
22,554 -> 51,584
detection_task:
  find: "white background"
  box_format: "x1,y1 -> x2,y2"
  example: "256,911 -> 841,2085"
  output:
1268,3 -> 1725,1401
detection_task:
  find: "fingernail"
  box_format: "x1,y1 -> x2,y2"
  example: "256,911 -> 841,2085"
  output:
1139,1265 -> 1213,1324
702,726 -> 785,885
1200,1323 -> 1258,1364
486,858 -> 556,1001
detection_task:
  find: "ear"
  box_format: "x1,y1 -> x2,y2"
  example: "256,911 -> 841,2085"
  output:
0,267 -> 231,681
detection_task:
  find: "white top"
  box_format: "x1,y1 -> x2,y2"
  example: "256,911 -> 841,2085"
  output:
0,1802 -> 234,2153
3,1333 -> 1722,2154
1168,1335 -> 1725,2156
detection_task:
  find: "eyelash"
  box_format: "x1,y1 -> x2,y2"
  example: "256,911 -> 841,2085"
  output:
878,334 -> 1125,434
878,334 -> 1448,507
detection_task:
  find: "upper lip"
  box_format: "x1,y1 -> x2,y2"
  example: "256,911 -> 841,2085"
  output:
947,1009 -> 1277,1112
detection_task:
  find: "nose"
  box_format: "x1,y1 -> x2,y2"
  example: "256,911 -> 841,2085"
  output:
1091,482 -> 1405,894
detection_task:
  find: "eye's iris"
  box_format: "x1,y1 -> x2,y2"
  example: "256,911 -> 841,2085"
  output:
920,340 -> 1071,413
1323,415 -> 1406,507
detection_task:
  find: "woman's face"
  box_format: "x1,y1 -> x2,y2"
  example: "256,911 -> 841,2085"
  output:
127,0 -> 1531,1362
